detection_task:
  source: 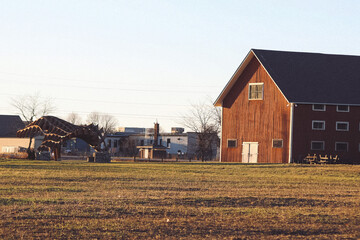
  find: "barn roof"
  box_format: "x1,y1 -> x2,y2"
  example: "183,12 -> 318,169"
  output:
0,115 -> 25,137
215,49 -> 360,106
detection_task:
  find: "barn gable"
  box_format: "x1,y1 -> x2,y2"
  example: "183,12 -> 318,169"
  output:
219,55 -> 290,163
216,49 -> 360,106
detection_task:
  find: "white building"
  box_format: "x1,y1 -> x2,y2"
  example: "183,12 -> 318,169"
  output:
105,126 -> 218,160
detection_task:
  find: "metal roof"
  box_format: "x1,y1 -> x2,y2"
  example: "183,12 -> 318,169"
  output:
0,115 -> 25,137
215,49 -> 360,106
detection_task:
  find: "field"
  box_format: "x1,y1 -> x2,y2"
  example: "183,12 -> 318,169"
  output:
0,159 -> 360,239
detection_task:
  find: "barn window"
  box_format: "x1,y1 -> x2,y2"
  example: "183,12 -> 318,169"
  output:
336,122 -> 349,131
248,83 -> 264,100
312,104 -> 326,111
312,120 -> 325,130
311,141 -> 325,150
335,142 -> 348,152
336,105 -> 349,112
272,139 -> 283,148
227,139 -> 237,148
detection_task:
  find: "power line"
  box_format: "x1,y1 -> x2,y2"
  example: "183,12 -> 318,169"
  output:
1,78 -> 219,94
0,106 -> 183,120
0,70 -> 223,89
56,109 -> 183,119
0,92 -> 192,107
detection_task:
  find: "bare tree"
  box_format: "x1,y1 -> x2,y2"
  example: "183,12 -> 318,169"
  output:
101,114 -> 118,135
86,112 -> 101,126
11,93 -> 56,158
182,101 -> 220,161
86,112 -> 118,136
66,112 -> 82,125
12,93 -> 56,123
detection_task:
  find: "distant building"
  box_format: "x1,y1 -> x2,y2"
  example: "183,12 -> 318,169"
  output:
137,123 -> 167,159
62,138 -> 90,154
171,127 -> 184,134
0,115 -> 36,153
117,127 -> 145,134
105,124 -> 218,160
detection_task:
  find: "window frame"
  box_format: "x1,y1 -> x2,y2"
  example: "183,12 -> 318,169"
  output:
272,139 -> 283,148
336,105 -> 350,112
227,139 -> 237,148
311,141 -> 325,151
312,120 -> 325,130
336,121 -> 349,131
312,104 -> 326,111
248,83 -> 264,100
335,142 -> 348,152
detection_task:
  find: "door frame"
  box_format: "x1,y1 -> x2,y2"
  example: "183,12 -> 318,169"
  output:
242,142 -> 259,163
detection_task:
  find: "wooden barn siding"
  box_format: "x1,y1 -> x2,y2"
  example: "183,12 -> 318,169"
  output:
292,104 -> 360,162
221,57 -> 290,163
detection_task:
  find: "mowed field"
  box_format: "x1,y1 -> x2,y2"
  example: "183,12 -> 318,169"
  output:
0,159 -> 360,239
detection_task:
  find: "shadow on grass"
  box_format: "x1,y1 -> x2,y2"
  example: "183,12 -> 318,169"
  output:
135,196 -> 353,208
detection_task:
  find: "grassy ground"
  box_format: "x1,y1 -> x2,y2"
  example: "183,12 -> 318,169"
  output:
0,159 -> 360,239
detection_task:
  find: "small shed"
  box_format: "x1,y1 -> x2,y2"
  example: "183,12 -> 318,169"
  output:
136,122 -> 167,159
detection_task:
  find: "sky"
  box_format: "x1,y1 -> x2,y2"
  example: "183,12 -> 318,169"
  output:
1,0 -> 360,132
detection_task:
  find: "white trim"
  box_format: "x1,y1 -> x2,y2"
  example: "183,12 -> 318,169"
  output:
214,50 -> 360,107
219,104 -> 223,162
311,141 -> 325,150
252,52 -> 290,104
335,142 -> 348,152
336,105 -> 350,112
214,49 -> 291,106
294,102 -> 360,106
288,103 -> 294,163
312,120 -> 325,130
336,121 -> 349,131
312,104 -> 326,111
248,83 -> 264,100
214,50 -> 255,106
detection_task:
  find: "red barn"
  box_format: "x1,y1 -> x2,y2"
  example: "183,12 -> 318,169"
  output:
214,49 -> 360,163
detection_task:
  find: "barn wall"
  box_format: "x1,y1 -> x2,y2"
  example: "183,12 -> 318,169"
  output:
0,138 -> 33,153
292,104 -> 360,163
221,57 -> 290,163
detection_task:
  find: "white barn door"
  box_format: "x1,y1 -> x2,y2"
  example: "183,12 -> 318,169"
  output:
242,142 -> 258,163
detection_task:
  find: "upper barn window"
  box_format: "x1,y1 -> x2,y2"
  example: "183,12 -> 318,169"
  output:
248,83 -> 264,100
312,104 -> 326,111
336,105 -> 350,112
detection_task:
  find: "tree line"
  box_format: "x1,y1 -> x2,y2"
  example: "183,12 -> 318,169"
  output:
11,93 -> 220,161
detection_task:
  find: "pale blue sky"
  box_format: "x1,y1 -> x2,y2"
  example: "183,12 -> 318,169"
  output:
1,0 -> 360,131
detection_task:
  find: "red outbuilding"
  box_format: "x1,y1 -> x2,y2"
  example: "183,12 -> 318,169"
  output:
214,49 -> 360,163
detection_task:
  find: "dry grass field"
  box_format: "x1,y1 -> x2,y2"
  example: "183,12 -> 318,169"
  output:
0,159 -> 360,239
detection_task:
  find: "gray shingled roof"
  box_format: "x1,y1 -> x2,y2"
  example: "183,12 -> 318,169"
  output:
252,49 -> 360,105
0,115 -> 25,137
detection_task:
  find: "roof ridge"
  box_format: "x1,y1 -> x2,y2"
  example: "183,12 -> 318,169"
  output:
252,48 -> 360,58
